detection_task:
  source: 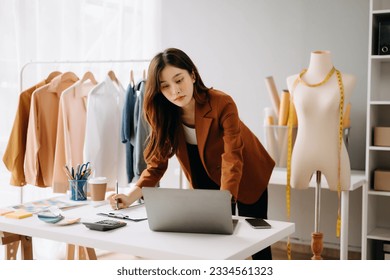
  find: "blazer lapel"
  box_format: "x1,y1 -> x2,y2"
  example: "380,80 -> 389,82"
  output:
195,100 -> 212,162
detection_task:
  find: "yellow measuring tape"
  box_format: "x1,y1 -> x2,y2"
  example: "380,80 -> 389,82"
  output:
335,69 -> 344,238
287,68 -> 344,259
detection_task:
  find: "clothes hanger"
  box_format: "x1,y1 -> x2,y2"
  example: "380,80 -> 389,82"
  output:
45,71 -> 62,83
107,70 -> 119,84
80,71 -> 98,85
130,69 -> 135,87
61,71 -> 79,82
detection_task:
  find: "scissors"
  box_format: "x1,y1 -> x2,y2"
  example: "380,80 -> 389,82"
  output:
77,162 -> 91,180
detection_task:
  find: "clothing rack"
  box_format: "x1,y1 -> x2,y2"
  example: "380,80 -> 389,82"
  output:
20,59 -> 151,91
17,59 -> 150,203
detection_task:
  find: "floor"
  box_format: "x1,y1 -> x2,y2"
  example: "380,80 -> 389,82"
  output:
271,241 -> 361,260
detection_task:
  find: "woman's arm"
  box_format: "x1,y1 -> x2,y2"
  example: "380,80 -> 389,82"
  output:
108,155 -> 169,209
219,95 -> 244,201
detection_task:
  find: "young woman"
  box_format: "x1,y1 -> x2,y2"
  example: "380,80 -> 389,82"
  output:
110,48 -> 275,259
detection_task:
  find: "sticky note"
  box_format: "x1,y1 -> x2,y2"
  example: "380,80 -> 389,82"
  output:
0,209 -> 15,216
5,210 -> 33,219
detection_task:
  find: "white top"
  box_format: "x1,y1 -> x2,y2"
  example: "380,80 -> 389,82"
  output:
182,124 -> 197,145
84,75 -> 127,190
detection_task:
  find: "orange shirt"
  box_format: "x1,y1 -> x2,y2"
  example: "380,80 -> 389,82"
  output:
24,72 -> 78,187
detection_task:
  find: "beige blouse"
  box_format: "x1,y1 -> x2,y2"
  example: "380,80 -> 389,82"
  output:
52,79 -> 97,193
24,72 -> 78,187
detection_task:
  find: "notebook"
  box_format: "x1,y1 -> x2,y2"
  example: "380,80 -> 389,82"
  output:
142,188 -> 237,235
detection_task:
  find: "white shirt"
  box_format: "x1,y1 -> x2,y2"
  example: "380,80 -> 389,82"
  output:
84,75 -> 127,190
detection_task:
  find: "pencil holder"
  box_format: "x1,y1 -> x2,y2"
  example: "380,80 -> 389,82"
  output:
69,179 -> 87,201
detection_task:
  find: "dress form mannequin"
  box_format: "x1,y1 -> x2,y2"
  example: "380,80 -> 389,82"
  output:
286,50 -> 356,191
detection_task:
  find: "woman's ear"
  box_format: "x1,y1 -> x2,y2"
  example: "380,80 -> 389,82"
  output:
191,71 -> 196,83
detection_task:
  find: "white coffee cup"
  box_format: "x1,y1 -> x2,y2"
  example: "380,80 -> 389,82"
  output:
88,177 -> 108,201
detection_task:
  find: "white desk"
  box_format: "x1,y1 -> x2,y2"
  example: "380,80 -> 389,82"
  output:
0,201 -> 294,260
269,168 -> 366,260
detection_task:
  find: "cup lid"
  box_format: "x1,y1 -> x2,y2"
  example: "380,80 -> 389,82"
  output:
88,177 -> 108,184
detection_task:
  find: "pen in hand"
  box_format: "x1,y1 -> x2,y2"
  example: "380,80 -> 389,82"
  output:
115,180 -> 119,210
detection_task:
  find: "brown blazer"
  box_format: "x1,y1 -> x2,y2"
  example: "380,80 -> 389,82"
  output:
2,81 -> 46,186
137,89 -> 275,204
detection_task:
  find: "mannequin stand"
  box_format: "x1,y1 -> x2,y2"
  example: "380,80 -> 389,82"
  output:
311,170 -> 324,260
311,232 -> 323,260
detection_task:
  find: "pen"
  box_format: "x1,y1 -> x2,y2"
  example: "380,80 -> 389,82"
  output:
115,180 -> 119,210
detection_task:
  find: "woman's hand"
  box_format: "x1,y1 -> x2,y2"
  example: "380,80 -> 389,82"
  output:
108,184 -> 143,210
108,193 -> 132,210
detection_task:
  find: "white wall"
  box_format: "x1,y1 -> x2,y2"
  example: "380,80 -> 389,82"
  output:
159,0 -> 369,251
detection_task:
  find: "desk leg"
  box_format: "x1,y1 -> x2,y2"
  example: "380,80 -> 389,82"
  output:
85,247 -> 97,260
2,232 -> 32,260
78,246 -> 87,259
5,241 -> 20,260
66,244 -> 76,260
20,236 -> 33,260
1,232 -> 20,260
66,244 -> 97,260
361,182 -> 368,260
340,191 -> 349,260
77,246 -> 97,260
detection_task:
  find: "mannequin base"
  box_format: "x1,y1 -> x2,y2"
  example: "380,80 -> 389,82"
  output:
311,232 -> 323,260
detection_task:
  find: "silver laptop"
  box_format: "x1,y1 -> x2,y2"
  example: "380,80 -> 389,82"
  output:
142,188 -> 237,235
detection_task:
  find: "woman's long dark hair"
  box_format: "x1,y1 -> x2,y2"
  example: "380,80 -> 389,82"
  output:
144,48 -> 210,161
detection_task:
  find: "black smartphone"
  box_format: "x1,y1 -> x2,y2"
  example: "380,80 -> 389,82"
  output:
245,218 -> 271,229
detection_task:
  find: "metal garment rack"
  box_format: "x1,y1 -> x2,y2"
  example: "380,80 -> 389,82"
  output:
18,59 -> 150,203
20,59 -> 151,91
